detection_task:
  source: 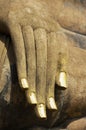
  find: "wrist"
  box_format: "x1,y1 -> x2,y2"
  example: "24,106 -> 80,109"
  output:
0,0 -> 10,33
0,0 -> 10,18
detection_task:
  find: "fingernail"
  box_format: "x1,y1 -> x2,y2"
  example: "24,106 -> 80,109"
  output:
48,97 -> 57,110
36,104 -> 47,118
59,72 -> 67,88
28,92 -> 37,104
20,78 -> 29,89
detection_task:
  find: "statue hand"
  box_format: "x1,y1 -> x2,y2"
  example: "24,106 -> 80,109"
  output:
4,0 -> 68,118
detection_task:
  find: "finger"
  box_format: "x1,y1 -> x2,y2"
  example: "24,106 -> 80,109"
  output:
34,28 -> 47,118
9,23 -> 29,89
22,26 -> 37,104
47,32 -> 58,110
55,32 -> 68,88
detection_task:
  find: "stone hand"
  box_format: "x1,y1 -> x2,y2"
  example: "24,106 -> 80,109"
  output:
0,0 -> 68,118
15,25 -> 68,118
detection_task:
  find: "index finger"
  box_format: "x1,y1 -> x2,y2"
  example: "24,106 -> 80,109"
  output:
9,22 -> 29,89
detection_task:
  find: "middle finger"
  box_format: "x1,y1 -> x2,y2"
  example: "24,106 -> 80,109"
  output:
34,28 -> 47,118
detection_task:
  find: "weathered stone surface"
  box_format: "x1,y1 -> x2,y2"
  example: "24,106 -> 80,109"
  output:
0,41 -> 86,129
0,0 -> 86,130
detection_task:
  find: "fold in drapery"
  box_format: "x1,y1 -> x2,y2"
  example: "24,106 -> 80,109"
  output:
0,35 -> 10,93
0,38 -> 6,78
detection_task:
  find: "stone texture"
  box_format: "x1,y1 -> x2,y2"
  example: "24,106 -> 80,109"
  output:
0,40 -> 86,129
0,0 -> 86,130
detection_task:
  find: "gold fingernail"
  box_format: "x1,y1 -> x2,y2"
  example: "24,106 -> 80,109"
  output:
36,104 -> 47,118
20,78 -> 29,89
59,72 -> 67,88
28,92 -> 37,104
48,97 -> 57,110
